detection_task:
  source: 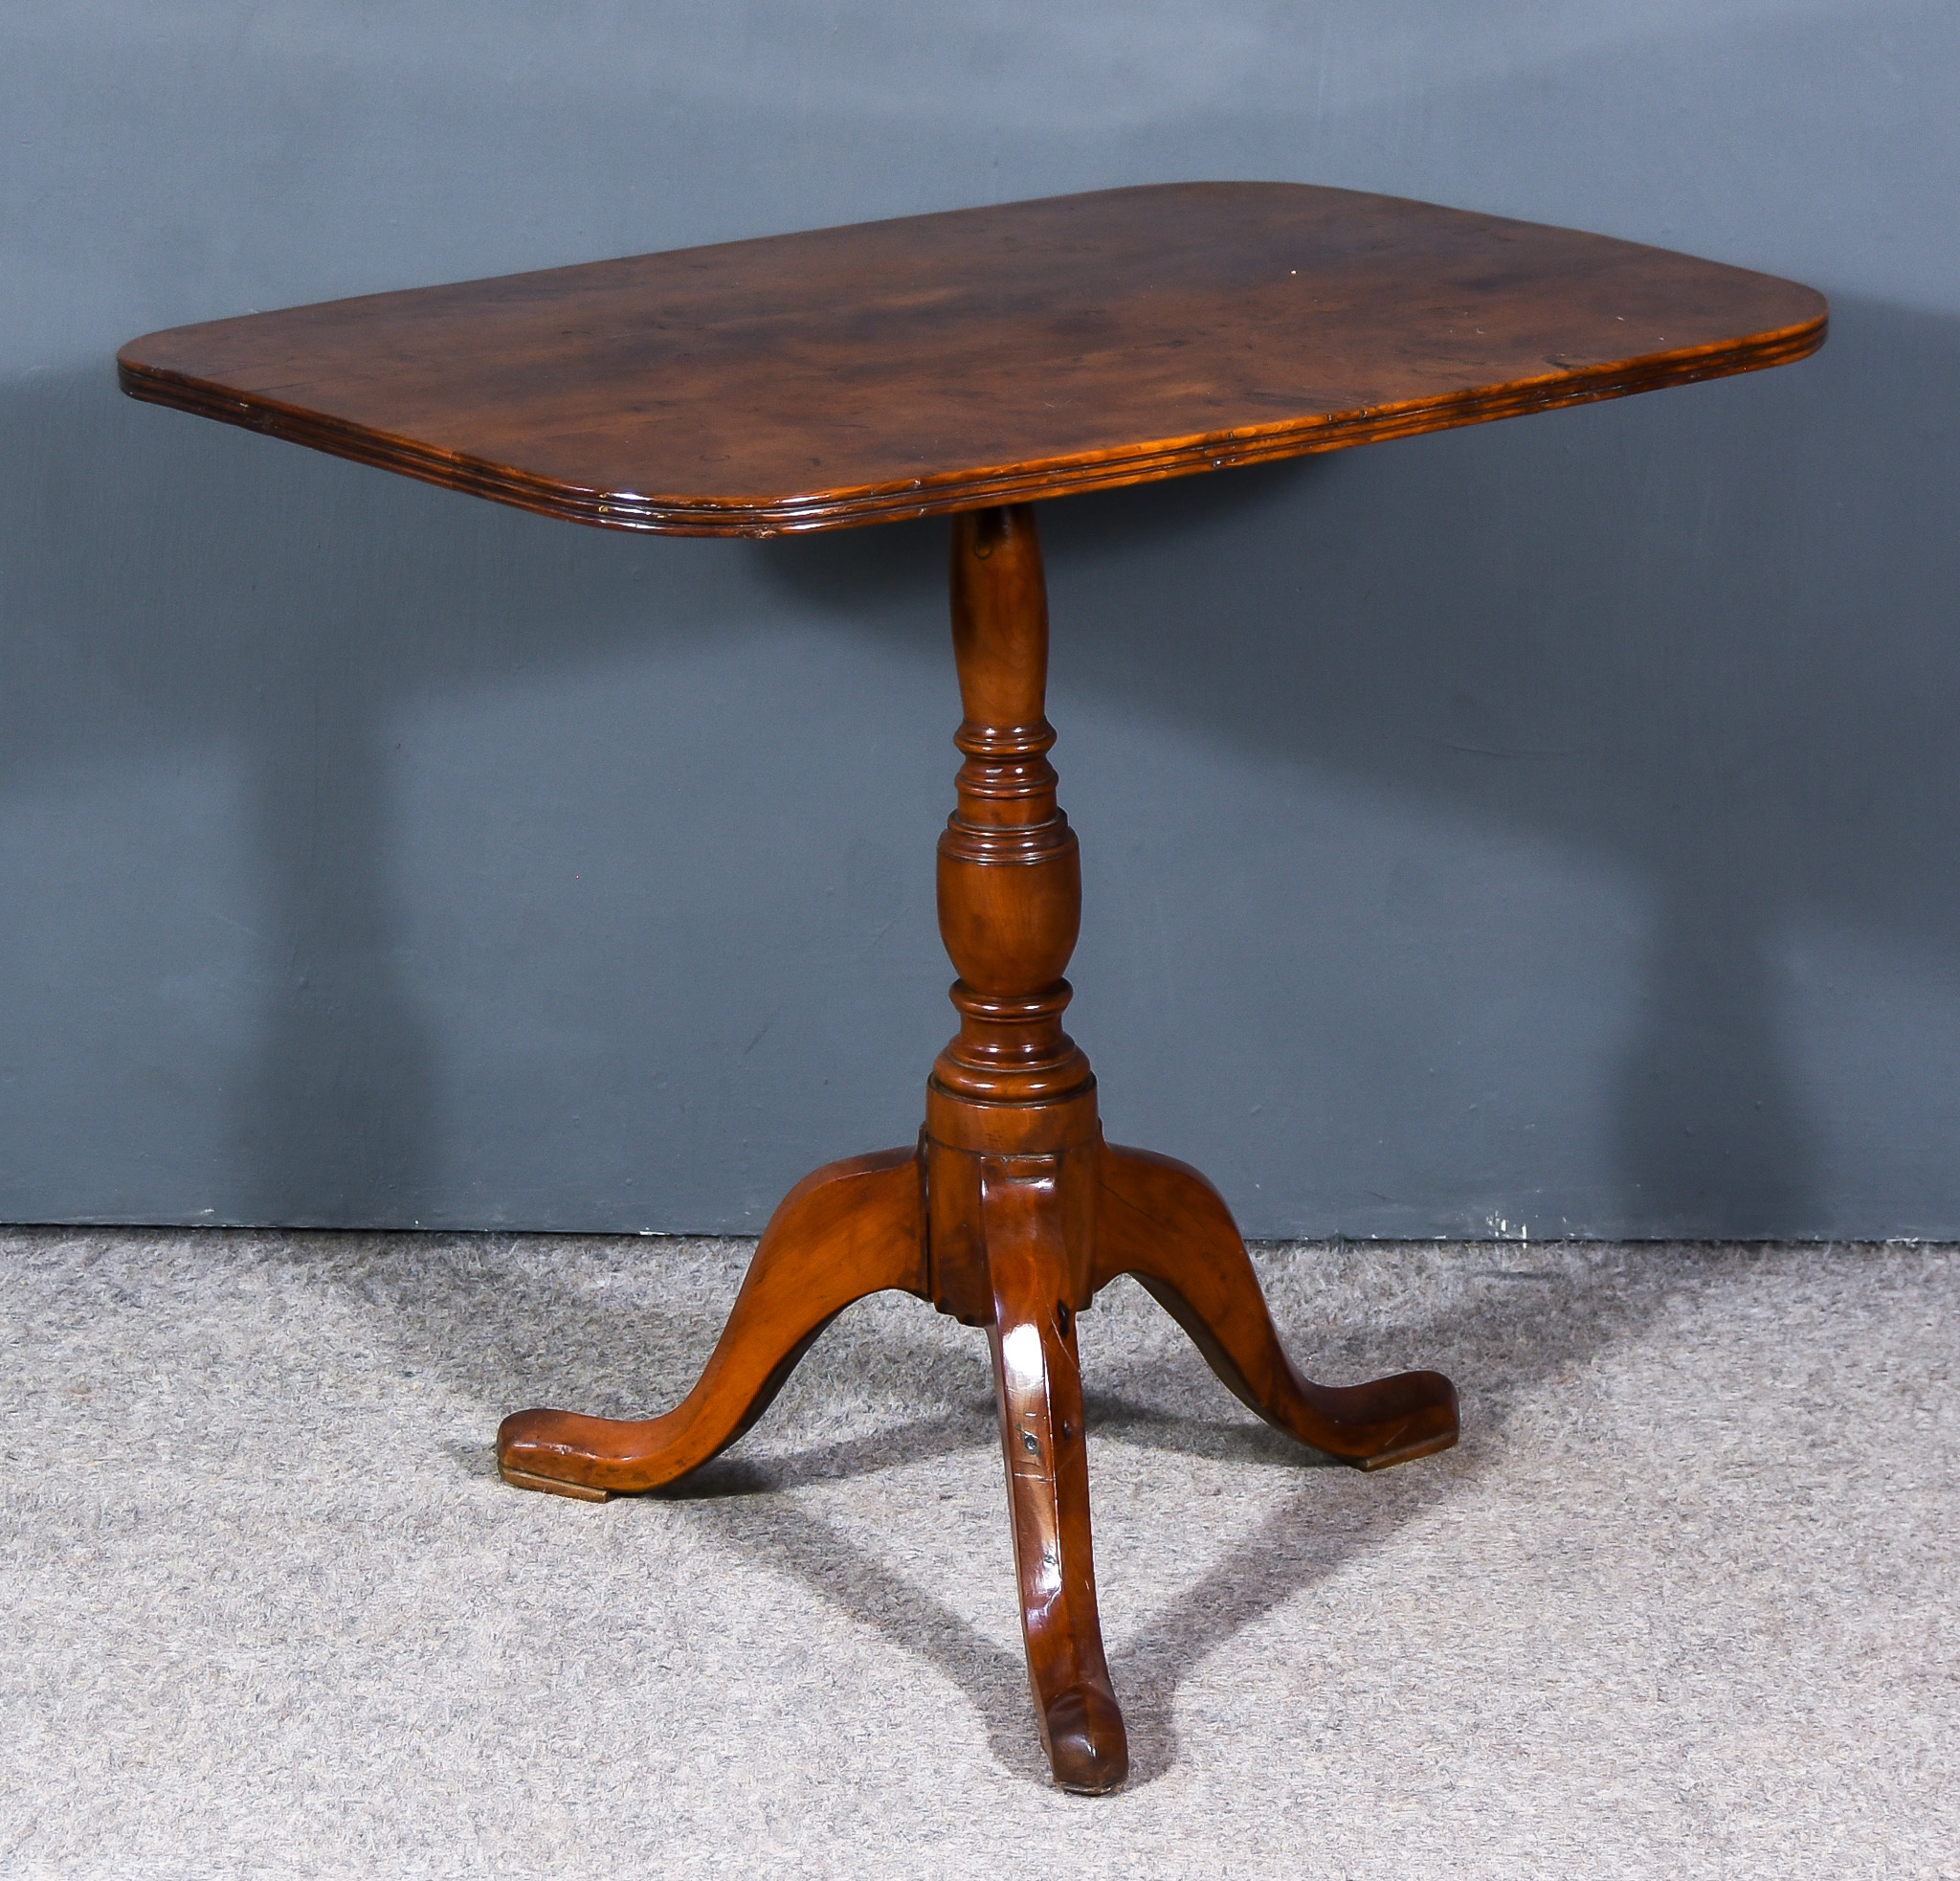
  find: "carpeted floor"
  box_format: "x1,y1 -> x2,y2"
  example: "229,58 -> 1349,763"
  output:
1,1224 -> 1953,1878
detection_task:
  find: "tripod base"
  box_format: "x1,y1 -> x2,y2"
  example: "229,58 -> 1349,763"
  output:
498,1134 -> 1456,1793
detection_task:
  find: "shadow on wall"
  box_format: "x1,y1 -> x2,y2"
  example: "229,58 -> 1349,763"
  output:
2,362 -> 759,1223
757,295 -> 1960,1238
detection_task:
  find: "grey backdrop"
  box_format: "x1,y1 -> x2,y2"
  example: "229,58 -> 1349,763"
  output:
5,3 -> 1956,1239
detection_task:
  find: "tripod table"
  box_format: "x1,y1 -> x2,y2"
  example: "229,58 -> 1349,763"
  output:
119,182 -> 1826,1792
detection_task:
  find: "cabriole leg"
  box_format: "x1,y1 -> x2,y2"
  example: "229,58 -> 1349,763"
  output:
498,1147 -> 925,1497
1096,1143 -> 1459,1469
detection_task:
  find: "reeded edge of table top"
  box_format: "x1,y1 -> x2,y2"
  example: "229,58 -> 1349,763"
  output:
116,320 -> 1824,538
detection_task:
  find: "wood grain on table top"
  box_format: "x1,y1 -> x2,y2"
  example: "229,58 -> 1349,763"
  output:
117,182 -> 1826,537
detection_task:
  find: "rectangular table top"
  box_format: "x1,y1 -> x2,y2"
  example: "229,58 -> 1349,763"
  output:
118,182 -> 1825,537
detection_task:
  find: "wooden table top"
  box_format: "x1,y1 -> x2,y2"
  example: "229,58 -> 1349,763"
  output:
118,182 -> 1825,537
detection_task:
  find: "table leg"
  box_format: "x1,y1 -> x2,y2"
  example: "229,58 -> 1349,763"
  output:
496,1146 -> 925,1497
980,1155 -> 1127,1792
1096,1143 -> 1459,1468
496,502 -> 1458,1791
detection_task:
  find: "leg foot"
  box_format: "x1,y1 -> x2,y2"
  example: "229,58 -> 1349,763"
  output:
982,1159 -> 1128,1793
1096,1144 -> 1459,1469
498,1147 -> 925,1494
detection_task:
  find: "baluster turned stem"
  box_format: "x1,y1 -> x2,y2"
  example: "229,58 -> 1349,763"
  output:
931,504 -> 1093,1115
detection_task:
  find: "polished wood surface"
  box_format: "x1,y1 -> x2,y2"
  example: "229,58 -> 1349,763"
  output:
117,182 -> 1825,536
492,506 -> 1461,1792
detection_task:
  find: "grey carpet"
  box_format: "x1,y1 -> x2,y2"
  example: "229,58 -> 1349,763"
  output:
2,1225 -> 1953,1878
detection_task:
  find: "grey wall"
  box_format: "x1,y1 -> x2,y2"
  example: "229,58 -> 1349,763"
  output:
5,2 -> 1956,1238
